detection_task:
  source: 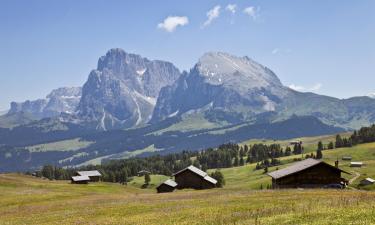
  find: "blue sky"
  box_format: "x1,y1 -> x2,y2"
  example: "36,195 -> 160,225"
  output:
0,0 -> 374,110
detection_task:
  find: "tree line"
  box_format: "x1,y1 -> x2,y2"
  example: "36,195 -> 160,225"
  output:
35,141 -> 307,182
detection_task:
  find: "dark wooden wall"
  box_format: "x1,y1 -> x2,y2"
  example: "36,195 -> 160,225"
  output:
157,184 -> 175,193
273,163 -> 343,188
175,170 -> 215,189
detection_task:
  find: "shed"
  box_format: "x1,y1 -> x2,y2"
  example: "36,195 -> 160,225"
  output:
350,162 -> 363,167
76,170 -> 102,182
268,158 -> 350,189
137,170 -> 151,177
360,178 -> 375,186
71,175 -> 90,184
342,156 -> 352,161
156,179 -> 177,193
173,165 -> 217,190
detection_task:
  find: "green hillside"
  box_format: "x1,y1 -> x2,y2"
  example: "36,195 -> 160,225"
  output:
1,141 -> 375,224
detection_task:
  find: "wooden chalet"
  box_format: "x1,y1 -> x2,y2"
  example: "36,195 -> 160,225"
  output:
173,165 -> 217,190
156,179 -> 178,193
268,158 -> 350,189
71,175 -> 90,184
76,170 -> 102,182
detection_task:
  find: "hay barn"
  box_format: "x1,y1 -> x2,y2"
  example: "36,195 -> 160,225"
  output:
71,175 -> 90,184
268,158 -> 349,189
174,165 -> 217,190
76,170 -> 102,182
350,162 -> 363,167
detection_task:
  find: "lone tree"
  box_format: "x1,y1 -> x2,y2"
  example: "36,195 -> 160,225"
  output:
317,141 -> 324,151
144,173 -> 151,186
210,170 -> 225,188
316,149 -> 323,159
316,141 -> 323,159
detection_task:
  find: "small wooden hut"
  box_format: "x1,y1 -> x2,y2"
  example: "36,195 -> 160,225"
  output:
156,179 -> 177,193
137,170 -> 151,177
76,170 -> 102,182
71,175 -> 90,184
350,162 -> 363,167
360,178 -> 375,186
342,156 -> 352,161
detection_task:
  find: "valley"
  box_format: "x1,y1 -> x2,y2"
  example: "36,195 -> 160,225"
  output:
2,140 -> 375,224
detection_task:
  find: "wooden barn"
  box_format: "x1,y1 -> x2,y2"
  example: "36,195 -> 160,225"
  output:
76,170 -> 102,182
268,158 -> 349,189
350,162 -> 363,167
71,175 -> 90,184
156,179 -> 177,193
360,178 -> 375,186
173,165 -> 217,190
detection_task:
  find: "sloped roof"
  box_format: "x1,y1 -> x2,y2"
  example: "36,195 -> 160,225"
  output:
158,179 -> 178,188
204,176 -> 218,184
173,165 -> 207,177
77,170 -> 102,177
268,158 -> 349,179
173,165 -> 217,185
71,175 -> 90,182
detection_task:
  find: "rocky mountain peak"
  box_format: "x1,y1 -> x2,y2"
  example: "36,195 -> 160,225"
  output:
196,51 -> 282,88
77,48 -> 181,130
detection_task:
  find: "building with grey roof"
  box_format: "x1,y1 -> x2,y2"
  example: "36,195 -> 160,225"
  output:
173,165 -> 217,190
157,179 -> 178,193
76,170 -> 102,182
268,158 -> 349,189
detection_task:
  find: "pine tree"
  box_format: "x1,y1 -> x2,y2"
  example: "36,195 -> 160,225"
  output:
335,134 -> 343,148
316,149 -> 323,159
144,173 -> 151,185
234,156 -> 239,167
239,156 -> 244,166
317,141 -> 323,151
327,141 -> 334,149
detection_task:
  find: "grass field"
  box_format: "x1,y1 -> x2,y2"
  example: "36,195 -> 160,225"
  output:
2,141 -> 375,224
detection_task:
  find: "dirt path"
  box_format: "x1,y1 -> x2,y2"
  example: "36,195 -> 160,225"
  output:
349,171 -> 360,184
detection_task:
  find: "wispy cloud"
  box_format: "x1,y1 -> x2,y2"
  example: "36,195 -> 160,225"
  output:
289,83 -> 322,92
226,4 -> 237,14
271,48 -> 280,55
243,6 -> 259,20
202,5 -> 221,28
157,16 -> 189,32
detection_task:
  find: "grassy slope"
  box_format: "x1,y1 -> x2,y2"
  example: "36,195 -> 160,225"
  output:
2,142 -> 375,224
241,132 -> 352,153
25,138 -> 94,152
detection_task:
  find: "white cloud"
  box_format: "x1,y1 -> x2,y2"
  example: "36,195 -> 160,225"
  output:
226,4 -> 237,14
288,83 -> 322,92
368,93 -> 375,98
157,16 -> 189,32
243,6 -> 259,20
202,5 -> 221,28
271,48 -> 280,55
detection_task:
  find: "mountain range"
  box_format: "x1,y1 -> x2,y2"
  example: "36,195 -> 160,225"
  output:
1,48 -> 374,171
